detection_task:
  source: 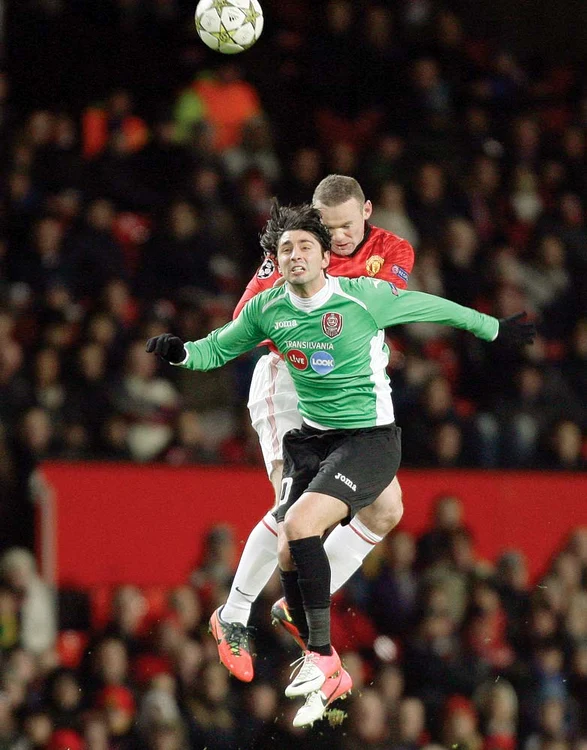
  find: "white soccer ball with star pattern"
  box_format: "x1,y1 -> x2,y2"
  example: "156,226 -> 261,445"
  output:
195,0 -> 264,54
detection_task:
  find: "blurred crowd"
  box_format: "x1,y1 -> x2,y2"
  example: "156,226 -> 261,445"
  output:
0,498 -> 585,749
1,0 -> 586,499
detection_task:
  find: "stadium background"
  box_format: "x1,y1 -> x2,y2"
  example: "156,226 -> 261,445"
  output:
1,1 -> 586,748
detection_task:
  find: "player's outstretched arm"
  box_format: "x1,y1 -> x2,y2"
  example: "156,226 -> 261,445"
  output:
361,283 -> 536,345
146,304 -> 265,372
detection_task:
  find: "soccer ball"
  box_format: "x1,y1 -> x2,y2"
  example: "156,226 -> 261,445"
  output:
195,0 -> 264,54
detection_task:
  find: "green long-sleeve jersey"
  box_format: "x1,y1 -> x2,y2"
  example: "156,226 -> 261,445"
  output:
180,275 -> 499,429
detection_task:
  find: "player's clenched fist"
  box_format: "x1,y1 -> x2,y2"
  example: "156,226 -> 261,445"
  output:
145,333 -> 186,363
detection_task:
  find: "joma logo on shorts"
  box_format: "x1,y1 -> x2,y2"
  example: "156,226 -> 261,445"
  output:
335,472 -> 356,492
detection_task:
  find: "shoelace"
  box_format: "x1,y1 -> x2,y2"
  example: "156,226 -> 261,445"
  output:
289,651 -> 318,682
223,621 -> 252,656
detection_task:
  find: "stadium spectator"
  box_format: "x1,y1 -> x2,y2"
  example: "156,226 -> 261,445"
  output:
110,340 -> 180,462
366,530 -> 419,637
82,89 -> 148,160
416,494 -> 469,570
0,547 -> 56,656
184,64 -> 263,152
371,181 -> 420,248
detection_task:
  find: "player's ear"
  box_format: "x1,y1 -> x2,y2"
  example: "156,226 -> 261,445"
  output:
363,200 -> 373,221
321,250 -> 330,269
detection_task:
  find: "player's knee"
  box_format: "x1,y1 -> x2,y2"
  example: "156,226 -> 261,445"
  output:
382,485 -> 403,532
359,482 -> 403,536
277,533 -> 293,570
388,488 -> 404,529
282,509 -> 307,542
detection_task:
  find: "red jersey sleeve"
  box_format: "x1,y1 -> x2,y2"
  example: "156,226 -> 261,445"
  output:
232,255 -> 280,319
378,235 -> 415,290
328,226 -> 415,288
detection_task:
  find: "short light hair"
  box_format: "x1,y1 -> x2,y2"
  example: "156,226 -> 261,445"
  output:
312,174 -> 366,207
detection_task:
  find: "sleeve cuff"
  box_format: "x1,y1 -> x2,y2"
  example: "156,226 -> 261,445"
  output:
170,347 -> 189,366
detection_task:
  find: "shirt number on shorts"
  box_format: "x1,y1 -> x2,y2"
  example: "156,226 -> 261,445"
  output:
279,477 -> 293,506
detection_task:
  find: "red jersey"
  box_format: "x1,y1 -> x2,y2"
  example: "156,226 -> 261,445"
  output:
232,224 -> 415,352
233,224 -> 414,317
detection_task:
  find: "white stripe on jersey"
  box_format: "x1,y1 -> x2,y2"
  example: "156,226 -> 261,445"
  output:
369,330 -> 395,425
261,288 -> 287,314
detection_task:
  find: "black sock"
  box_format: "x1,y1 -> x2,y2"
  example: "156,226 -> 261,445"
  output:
289,536 -> 331,655
279,569 -> 309,643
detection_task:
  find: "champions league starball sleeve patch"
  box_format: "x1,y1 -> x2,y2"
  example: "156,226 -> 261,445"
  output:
257,256 -> 276,279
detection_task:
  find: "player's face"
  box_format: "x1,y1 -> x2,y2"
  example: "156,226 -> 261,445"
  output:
277,230 -> 330,297
314,197 -> 372,256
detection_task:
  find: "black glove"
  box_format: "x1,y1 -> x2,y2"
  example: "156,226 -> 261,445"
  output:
145,333 -> 186,363
497,312 -> 536,346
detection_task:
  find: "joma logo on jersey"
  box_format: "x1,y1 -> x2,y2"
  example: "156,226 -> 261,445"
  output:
322,312 -> 343,338
335,472 -> 356,492
274,320 -> 298,330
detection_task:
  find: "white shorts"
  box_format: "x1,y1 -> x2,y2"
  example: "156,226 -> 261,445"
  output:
247,353 -> 302,477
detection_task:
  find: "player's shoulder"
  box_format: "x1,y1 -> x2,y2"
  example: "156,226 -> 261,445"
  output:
368,224 -> 414,253
367,224 -> 415,277
337,275 -> 398,296
253,283 -> 287,311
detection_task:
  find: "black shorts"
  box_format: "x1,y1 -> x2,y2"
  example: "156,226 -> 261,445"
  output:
275,423 -> 402,525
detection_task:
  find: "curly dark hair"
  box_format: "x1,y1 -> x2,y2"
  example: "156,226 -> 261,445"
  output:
260,200 -> 332,256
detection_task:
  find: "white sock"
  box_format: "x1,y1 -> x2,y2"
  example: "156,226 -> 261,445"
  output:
221,512 -> 278,624
324,517 -> 383,594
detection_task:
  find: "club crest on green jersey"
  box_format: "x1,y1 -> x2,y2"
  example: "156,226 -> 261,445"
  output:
322,312 -> 343,338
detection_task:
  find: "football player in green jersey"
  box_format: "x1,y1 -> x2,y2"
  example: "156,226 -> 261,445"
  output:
146,202 -> 535,726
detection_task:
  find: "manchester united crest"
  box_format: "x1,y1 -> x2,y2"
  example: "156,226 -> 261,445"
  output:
366,255 -> 385,277
322,312 -> 343,338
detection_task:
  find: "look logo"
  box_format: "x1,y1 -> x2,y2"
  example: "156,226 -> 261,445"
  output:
310,351 -> 335,375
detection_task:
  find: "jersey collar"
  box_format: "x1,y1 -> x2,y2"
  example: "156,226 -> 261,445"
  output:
286,275 -> 335,312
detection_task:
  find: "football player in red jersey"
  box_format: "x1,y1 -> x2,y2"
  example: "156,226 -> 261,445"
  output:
209,175 -> 414,683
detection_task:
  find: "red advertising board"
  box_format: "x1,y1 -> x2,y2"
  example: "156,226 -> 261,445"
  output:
40,462 -> 586,587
